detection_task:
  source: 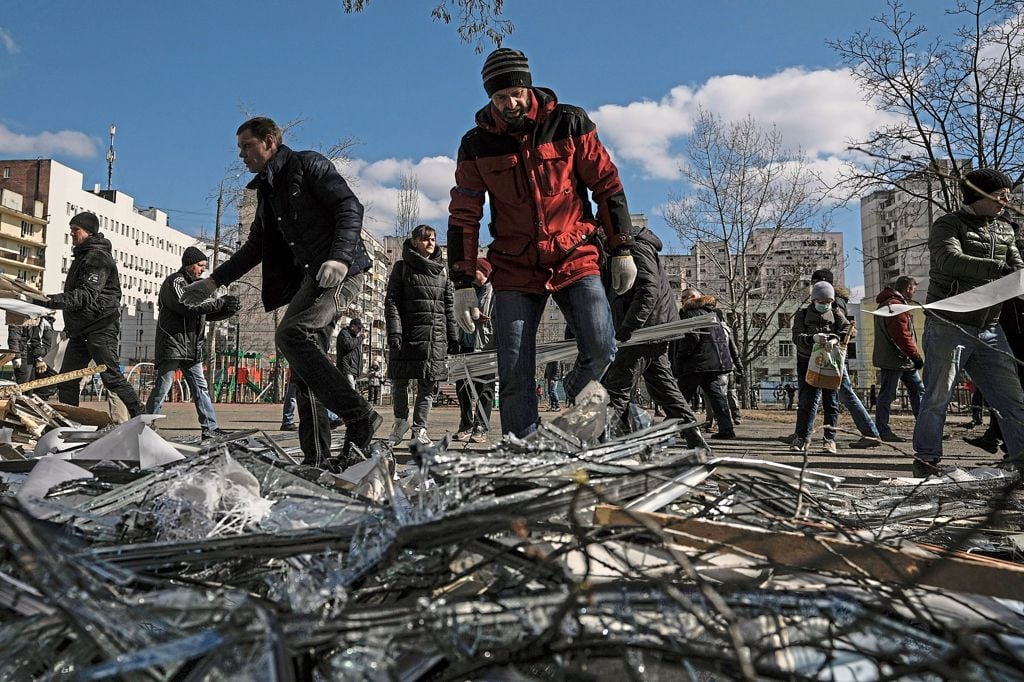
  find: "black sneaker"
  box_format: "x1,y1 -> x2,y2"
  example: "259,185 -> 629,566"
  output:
280,423 -> 298,431
201,428 -> 232,440
342,410 -> 383,460
329,417 -> 344,429
879,432 -> 906,443
964,435 -> 1002,454
911,458 -> 946,478
709,431 -> 736,440
777,433 -> 798,445
849,436 -> 882,448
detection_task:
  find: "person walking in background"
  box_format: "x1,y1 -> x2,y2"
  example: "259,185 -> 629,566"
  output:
453,258 -> 495,443
367,364 -> 382,406
544,360 -> 561,411
146,246 -> 239,439
385,224 -> 459,445
791,281 -> 850,454
180,116 -> 379,468
8,313 -> 57,397
447,48 -> 637,438
336,318 -> 364,391
673,289 -> 736,441
872,275 -> 925,442
44,211 -> 145,417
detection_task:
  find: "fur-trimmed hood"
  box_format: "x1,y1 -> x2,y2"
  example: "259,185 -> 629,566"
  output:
682,295 -> 717,311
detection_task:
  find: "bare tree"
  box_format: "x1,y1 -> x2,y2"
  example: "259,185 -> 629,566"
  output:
396,172 -> 421,237
830,0 -> 1024,211
341,0 -> 513,52
664,110 -> 837,404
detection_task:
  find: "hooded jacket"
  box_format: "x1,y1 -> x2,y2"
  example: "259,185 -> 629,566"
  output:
47,233 -> 122,338
926,208 -> 1023,328
385,240 -> 458,381
607,227 -> 677,337
336,325 -> 364,377
872,287 -> 920,370
155,269 -> 238,364
673,296 -> 735,376
8,316 -> 55,361
211,145 -> 371,311
448,87 -> 633,293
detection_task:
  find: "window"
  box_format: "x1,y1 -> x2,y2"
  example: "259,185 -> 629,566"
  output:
20,221 -> 31,237
752,313 -> 768,328
778,341 -> 794,358
2,167 -> 9,179
777,312 -> 792,329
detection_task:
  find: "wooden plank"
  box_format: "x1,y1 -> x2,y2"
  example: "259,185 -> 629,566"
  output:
594,504 -> 1024,602
49,403 -> 112,428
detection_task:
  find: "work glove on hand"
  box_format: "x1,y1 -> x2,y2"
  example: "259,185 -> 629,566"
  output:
912,357 -> 924,371
615,327 -> 632,343
35,360 -> 47,373
180,278 -> 218,306
812,333 -> 829,345
11,358 -> 21,369
453,287 -> 481,334
316,260 -> 349,288
825,338 -> 840,351
610,253 -> 638,294
388,335 -> 402,353
221,295 -> 241,315
44,294 -> 64,309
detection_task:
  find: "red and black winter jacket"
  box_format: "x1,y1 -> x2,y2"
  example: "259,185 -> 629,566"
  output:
447,87 -> 633,293
872,287 -> 921,370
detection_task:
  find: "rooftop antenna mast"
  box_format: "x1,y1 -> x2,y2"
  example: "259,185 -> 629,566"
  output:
106,123 -> 116,191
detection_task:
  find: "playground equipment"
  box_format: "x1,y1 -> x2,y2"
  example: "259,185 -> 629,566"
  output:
213,351 -> 282,403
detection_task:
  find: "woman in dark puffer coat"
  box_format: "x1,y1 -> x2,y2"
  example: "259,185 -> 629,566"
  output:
385,225 -> 458,444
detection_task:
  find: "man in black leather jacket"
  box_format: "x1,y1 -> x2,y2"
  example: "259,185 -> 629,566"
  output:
180,117 -> 379,468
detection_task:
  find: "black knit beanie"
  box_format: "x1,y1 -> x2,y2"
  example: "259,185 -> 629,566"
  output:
181,246 -> 208,267
962,168 -> 1013,204
482,48 -> 532,97
69,211 -> 99,235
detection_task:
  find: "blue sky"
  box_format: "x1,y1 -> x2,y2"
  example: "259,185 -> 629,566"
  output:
1,0 -> 957,298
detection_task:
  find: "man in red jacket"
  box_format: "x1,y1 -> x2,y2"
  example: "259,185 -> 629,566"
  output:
872,276 -> 926,442
447,48 -> 638,438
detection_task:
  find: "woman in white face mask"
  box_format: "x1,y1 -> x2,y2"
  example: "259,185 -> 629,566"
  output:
789,280 -> 851,454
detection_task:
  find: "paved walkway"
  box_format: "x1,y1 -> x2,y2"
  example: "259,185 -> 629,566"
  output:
123,399 -> 996,483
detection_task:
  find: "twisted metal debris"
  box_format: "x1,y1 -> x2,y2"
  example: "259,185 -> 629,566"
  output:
1,387 -> 1023,680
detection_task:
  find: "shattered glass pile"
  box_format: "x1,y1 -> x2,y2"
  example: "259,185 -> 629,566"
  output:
1,385 -> 1023,680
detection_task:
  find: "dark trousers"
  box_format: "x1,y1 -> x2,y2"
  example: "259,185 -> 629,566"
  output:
58,328 -> 144,415
275,274 -> 370,466
456,363 -> 495,434
795,355 -> 839,440
677,370 -> 735,437
604,342 -> 699,427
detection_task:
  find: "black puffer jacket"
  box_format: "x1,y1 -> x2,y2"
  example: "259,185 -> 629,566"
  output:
385,240 -> 458,381
927,209 -> 1023,328
211,145 -> 371,311
155,269 -> 238,363
47,233 -> 121,338
9,316 -> 56,361
673,296 -> 734,376
608,227 -> 676,337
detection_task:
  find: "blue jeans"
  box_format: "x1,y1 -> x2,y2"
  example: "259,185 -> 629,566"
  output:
875,367 -> 924,435
494,275 -> 615,437
838,368 -> 879,438
145,360 -> 218,431
281,380 -> 298,425
795,356 -> 839,440
913,317 -> 1024,462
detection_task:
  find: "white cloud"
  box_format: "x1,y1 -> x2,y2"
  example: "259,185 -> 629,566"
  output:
0,27 -> 18,55
592,67 -> 901,183
848,284 -> 865,303
343,155 -> 456,238
0,123 -> 97,157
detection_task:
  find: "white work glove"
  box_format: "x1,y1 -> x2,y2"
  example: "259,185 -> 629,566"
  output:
11,358 -> 21,369
180,278 -> 218,306
610,253 -> 638,294
317,260 -> 349,288
453,287 -> 480,334
826,338 -> 839,350
812,333 -> 829,345
35,360 -> 47,373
